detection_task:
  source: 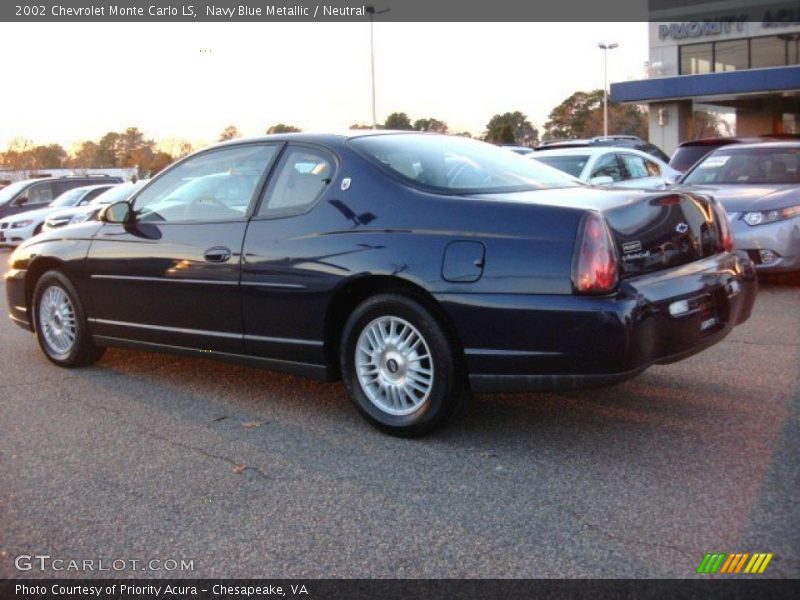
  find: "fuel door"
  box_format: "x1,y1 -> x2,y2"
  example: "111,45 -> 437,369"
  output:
442,241 -> 486,283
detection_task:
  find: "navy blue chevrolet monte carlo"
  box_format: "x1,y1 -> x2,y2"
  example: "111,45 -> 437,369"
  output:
5,132 -> 757,435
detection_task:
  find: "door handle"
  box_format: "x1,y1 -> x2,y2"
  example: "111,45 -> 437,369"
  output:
204,246 -> 232,263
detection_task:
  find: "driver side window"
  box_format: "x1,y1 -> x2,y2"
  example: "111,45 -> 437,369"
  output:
134,144 -> 278,222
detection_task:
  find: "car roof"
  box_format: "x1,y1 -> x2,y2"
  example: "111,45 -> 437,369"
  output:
675,135 -> 800,148
706,141 -> 800,151
214,130 -> 420,145
530,146 -> 654,158
208,130 -> 474,153
73,183 -> 120,191
11,175 -> 121,186
675,136 -> 759,148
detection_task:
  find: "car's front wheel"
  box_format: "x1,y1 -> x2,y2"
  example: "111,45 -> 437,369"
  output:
33,271 -> 105,367
341,293 -> 466,436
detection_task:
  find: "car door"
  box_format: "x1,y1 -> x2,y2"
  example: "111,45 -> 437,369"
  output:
240,144 -> 338,366
85,143 -> 280,353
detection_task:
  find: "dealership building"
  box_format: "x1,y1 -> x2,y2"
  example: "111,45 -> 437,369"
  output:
611,1 -> 800,155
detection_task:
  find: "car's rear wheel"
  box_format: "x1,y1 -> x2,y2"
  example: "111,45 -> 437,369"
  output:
341,293 -> 465,436
33,271 -> 105,367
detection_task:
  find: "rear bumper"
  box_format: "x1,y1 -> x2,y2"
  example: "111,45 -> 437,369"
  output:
437,252 -> 757,393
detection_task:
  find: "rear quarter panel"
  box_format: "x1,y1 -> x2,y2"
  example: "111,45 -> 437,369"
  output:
241,146 -> 583,359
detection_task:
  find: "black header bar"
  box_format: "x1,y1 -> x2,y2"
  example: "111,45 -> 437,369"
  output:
2,578 -> 800,600
0,1 -> 790,22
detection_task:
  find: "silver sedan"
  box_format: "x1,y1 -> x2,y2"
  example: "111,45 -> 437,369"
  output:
528,146 -> 681,189
677,142 -> 800,273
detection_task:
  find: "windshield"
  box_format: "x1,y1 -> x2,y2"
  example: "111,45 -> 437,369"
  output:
682,147 -> 800,185
532,155 -> 590,179
350,134 -> 578,193
0,180 -> 32,206
50,187 -> 87,208
90,181 -> 144,205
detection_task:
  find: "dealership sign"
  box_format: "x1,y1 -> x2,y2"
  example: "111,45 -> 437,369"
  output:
659,4 -> 800,40
658,18 -> 747,40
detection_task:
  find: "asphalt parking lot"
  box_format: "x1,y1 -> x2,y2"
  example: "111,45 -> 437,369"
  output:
0,259 -> 798,579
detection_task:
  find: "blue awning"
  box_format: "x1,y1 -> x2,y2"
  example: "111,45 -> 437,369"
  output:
610,66 -> 800,103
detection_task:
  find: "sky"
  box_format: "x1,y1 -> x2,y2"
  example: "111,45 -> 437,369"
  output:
0,22 -> 647,151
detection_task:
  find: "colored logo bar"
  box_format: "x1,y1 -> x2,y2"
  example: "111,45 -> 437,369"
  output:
697,553 -> 773,574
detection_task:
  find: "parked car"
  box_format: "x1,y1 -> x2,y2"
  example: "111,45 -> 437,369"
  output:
0,183 -> 117,246
6,133 -> 756,435
0,175 -> 123,220
529,146 -> 681,188
669,134 -> 800,174
43,180 -> 148,231
675,141 -> 800,273
536,135 -> 670,163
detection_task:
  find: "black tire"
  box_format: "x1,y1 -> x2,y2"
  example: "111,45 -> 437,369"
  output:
340,293 -> 466,436
32,270 -> 105,368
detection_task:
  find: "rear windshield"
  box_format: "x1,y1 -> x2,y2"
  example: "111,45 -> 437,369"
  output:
532,155 -> 590,178
350,134 -> 578,193
682,147 -> 800,185
669,145 -> 721,173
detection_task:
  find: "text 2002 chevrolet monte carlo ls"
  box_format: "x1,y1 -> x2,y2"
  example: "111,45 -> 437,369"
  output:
5,133 -> 757,435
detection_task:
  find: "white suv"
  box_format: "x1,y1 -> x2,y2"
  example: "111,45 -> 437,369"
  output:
0,183 -> 117,246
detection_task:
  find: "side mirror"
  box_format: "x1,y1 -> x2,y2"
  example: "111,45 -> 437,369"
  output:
100,201 -> 133,224
590,176 -> 614,186
15,196 -> 28,206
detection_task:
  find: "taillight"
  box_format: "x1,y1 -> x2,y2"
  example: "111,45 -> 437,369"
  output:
572,212 -> 619,295
714,202 -> 733,252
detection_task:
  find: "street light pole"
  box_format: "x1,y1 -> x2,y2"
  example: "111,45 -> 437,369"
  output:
598,42 -> 619,137
367,6 -> 390,130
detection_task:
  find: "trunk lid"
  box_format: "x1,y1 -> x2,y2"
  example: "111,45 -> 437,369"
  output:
603,191 -> 724,278
481,187 -> 725,278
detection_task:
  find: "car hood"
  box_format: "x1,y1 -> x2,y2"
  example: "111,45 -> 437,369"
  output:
674,183 -> 800,212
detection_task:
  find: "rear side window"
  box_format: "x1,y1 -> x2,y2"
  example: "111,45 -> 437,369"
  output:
591,154 -> 626,181
23,181 -> 55,205
54,180 -> 94,197
619,154 -> 649,179
258,146 -> 334,216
